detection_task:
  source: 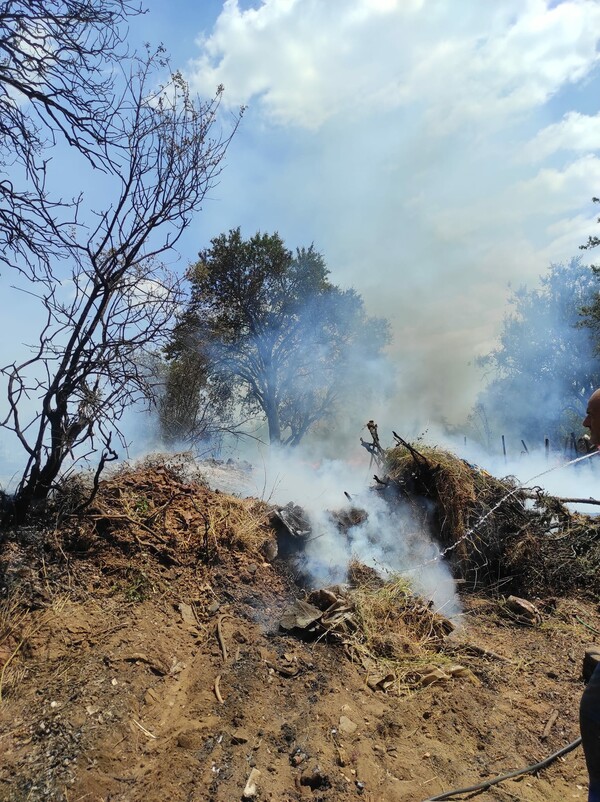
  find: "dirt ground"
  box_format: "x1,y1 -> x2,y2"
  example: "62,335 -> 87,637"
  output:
0,467 -> 598,802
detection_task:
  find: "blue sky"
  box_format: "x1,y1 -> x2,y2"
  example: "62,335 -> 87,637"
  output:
2,0 -> 600,471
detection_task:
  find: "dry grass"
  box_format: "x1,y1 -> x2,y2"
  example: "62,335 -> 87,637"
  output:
385,444 -> 524,563
335,570 -> 458,691
0,594 -> 70,703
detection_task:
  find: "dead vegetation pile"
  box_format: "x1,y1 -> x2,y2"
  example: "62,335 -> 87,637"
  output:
279,563 -> 464,695
64,457 -> 275,567
384,441 -> 600,597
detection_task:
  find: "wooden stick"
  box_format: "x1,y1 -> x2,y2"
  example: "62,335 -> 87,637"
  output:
214,674 -> 224,704
131,718 -> 157,739
523,493 -> 600,506
542,709 -> 558,740
216,614 -> 231,662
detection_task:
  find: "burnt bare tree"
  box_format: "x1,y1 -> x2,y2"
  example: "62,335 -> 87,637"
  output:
1,53 -> 242,519
0,0 -> 144,276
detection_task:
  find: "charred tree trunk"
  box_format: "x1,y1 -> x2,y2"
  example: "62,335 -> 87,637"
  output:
265,393 -> 282,444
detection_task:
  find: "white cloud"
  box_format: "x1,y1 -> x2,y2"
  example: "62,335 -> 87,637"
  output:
523,111 -> 600,161
189,0 -> 600,131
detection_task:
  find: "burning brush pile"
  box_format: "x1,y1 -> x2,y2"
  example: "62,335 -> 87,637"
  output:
379,435 -> 600,598
6,444 -> 596,699
42,455 -> 472,693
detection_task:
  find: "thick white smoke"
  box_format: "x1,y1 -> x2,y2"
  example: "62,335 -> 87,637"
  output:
244,446 -> 460,617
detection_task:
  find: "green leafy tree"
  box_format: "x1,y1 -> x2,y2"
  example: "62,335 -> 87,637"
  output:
163,229 -> 391,447
475,258 -> 600,447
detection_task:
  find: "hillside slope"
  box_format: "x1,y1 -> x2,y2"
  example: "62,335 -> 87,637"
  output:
0,461 -> 597,802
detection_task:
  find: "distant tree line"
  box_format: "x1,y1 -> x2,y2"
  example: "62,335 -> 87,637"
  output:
470,256 -> 600,450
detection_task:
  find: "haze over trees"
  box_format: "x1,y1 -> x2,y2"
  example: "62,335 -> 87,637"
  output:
0,2 -> 241,519
472,257 -> 600,448
161,229 -> 391,448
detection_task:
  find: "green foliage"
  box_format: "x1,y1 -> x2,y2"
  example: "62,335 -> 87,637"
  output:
163,228 -> 391,446
474,257 -> 600,446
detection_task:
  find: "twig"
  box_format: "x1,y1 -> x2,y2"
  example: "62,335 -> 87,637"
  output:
0,637 -> 27,704
214,674 -> 224,704
541,709 -> 558,740
575,615 -> 600,636
131,719 -> 157,739
523,493 -> 600,506
446,643 -> 512,663
88,512 -> 168,542
216,614 -> 231,662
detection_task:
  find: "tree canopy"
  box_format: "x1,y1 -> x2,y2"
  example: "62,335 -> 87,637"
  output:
162,229 -> 391,447
473,257 -> 600,447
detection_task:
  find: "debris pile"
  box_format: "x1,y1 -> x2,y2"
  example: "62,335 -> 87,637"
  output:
279,575 -> 461,692
67,457 -> 276,566
380,436 -> 600,597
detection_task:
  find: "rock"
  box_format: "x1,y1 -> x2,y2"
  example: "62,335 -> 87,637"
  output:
176,602 -> 196,626
502,596 -> 542,626
242,768 -> 261,799
260,539 -> 278,562
144,688 -> 160,706
336,746 -> 348,767
177,730 -> 206,750
366,673 -> 395,691
290,747 -> 308,766
231,728 -> 250,745
307,588 -> 341,611
446,664 -> 481,685
339,715 -> 358,735
420,668 -> 450,686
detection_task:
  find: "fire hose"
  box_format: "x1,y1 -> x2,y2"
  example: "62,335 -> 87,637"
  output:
421,736 -> 582,801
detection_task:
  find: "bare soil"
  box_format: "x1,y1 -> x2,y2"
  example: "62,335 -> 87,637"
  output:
0,471 -> 598,802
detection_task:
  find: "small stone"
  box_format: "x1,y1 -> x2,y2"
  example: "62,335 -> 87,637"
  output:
177,730 -> 206,750
144,688 -> 160,706
420,668 -> 450,686
177,602 -> 196,625
242,768 -> 261,799
336,746 -> 348,767
290,747 -> 308,766
111,678 -> 118,686
339,716 -> 358,735
231,728 -> 250,745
